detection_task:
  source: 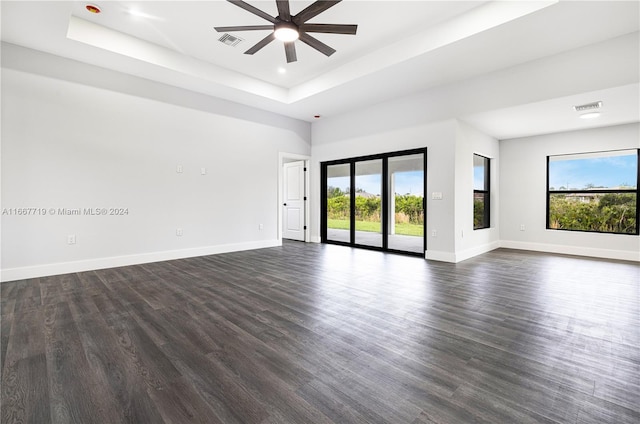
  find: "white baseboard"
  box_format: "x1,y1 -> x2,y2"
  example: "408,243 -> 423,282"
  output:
4,238 -> 636,282
500,240 -> 640,262
1,239 -> 280,282
425,250 -> 457,263
425,241 -> 501,263
455,241 -> 501,262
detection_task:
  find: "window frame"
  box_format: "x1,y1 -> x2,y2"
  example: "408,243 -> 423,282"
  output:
473,154 -> 490,230
546,149 -> 640,236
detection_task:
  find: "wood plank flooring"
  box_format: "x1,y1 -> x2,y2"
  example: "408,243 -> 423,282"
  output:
2,242 -> 639,423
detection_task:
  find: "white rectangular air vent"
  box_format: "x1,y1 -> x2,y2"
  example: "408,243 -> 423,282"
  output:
218,34 -> 243,47
573,101 -> 602,112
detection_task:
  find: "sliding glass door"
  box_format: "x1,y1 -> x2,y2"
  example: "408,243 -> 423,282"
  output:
321,148 -> 426,256
355,159 -> 383,248
325,163 -> 351,244
387,154 -> 424,254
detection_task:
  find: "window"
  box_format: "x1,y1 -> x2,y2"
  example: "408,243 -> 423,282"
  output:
547,149 -> 639,235
473,154 -> 490,229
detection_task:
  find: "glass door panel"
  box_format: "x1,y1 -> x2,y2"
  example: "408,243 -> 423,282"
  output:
355,159 -> 383,248
388,154 -> 424,254
326,163 -> 351,243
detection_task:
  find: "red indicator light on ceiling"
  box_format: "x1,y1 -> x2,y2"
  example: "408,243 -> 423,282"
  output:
86,4 -> 101,14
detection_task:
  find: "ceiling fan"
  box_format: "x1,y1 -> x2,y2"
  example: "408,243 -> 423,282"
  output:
214,0 -> 358,63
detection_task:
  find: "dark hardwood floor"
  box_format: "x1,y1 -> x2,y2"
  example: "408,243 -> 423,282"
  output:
2,242 -> 639,423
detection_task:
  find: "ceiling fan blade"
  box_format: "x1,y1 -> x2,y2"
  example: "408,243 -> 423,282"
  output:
299,32 -> 336,57
300,23 -> 357,35
245,32 -> 276,55
293,1 -> 341,25
227,0 -> 276,23
214,25 -> 273,32
276,0 -> 291,20
284,42 -> 297,63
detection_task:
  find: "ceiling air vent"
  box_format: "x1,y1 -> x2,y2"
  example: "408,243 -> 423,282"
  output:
218,34 -> 243,47
573,101 -> 602,112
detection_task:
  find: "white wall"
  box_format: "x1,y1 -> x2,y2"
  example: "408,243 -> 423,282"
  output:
311,120 -> 458,259
311,116 -> 500,262
1,57 -> 311,281
500,123 -> 640,261
455,121 -> 500,261
3,43 -> 637,282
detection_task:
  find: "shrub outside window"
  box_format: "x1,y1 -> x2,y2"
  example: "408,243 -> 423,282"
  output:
473,154 -> 490,230
547,149 -> 639,235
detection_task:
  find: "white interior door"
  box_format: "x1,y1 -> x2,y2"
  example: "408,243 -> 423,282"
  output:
283,161 -> 305,241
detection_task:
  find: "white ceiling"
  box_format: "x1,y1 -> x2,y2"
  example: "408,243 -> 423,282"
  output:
1,0 -> 639,139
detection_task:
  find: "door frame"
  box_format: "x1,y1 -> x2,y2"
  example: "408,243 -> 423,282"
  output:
278,152 -> 311,243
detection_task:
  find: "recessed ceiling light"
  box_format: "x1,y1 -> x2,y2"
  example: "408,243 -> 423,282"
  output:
579,112 -> 601,119
278,67 -> 287,74
85,4 -> 101,14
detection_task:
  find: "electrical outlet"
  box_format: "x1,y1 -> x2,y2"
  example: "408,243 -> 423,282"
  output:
520,224 -> 525,231
201,167 -> 207,175
258,224 -> 264,231
67,235 -> 76,245
176,228 -> 183,236
431,230 -> 437,237
176,165 -> 183,173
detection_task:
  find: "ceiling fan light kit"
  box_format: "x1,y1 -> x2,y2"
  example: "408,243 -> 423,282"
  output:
214,0 -> 357,63
274,22 -> 299,42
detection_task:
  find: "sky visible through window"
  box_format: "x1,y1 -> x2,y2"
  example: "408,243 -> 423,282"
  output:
549,153 -> 637,190
329,153 -> 638,194
474,166 -> 486,191
328,171 -> 424,196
